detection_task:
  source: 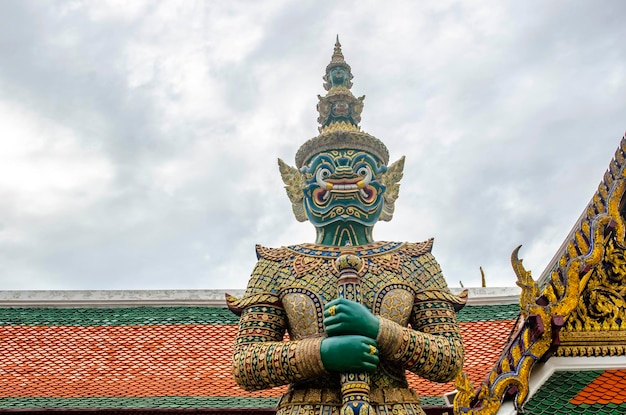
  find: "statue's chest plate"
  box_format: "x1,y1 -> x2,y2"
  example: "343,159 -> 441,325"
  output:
279,246 -> 414,339
279,256 -> 336,339
371,284 -> 414,327
280,288 -> 326,339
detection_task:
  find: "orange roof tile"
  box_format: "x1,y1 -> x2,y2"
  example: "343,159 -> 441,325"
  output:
0,324 -> 284,399
569,370 -> 626,405
0,318 -> 516,400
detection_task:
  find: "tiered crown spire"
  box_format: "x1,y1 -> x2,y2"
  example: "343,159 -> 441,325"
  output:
322,36 -> 353,91
294,37 -> 389,168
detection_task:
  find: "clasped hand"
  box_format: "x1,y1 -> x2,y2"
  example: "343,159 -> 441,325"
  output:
320,298 -> 380,373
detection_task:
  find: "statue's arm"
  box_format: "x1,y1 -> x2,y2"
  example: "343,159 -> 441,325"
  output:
232,303 -> 326,391
375,251 -> 464,383
376,298 -> 463,382
231,256 -> 327,391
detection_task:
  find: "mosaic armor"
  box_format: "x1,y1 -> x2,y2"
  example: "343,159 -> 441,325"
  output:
230,239 -> 465,415
230,38 -> 465,415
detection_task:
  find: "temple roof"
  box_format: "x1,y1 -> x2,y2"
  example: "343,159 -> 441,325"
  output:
454,133 -> 626,415
524,370 -> 626,414
0,289 -> 519,413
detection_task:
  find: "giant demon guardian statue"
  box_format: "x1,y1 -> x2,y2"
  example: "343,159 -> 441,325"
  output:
229,38 -> 466,415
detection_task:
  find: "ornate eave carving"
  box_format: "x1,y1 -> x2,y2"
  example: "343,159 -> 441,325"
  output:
557,330 -> 626,357
454,134 -> 626,415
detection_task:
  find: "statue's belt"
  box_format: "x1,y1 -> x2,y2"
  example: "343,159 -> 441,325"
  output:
277,386 -> 421,407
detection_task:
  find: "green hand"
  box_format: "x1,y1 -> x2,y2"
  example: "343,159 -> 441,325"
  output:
320,335 -> 379,373
324,298 -> 380,339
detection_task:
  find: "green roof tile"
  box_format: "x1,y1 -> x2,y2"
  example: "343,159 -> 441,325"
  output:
455,304 -> 519,322
0,304 -> 518,327
0,306 -> 240,326
0,396 -> 453,410
420,396 -> 446,406
0,396 -> 279,409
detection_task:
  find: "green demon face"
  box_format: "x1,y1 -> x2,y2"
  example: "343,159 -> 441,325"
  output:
302,149 -> 387,228
329,65 -> 349,88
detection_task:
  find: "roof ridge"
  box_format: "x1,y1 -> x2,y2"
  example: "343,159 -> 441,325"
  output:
0,287 -> 519,308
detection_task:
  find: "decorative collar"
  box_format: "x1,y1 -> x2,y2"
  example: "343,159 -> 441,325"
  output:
286,241 -> 404,258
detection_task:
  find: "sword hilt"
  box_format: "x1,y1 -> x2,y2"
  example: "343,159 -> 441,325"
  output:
335,252 -> 375,415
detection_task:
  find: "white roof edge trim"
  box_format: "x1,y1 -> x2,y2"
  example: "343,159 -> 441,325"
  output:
0,289 -> 246,308
0,287 -> 520,308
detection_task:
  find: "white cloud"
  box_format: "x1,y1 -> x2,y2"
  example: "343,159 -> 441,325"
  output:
0,0 -> 625,290
0,101 -> 114,218
83,0 -> 149,21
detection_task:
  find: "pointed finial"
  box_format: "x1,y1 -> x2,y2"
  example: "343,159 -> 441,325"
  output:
323,36 -> 353,91
331,35 -> 344,64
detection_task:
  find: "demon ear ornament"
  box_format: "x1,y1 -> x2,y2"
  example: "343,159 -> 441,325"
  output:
278,158 -> 308,222
379,156 -> 405,222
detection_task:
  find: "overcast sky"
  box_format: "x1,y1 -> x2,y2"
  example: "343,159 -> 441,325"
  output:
1,1 -> 625,291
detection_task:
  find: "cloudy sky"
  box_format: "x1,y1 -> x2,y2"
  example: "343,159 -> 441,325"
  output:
1,1 -> 625,291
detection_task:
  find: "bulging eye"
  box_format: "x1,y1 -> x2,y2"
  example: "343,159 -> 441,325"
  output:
357,166 -> 370,177
317,167 -> 332,180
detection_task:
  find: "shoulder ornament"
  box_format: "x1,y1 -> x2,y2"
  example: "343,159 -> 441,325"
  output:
414,289 -> 468,312
225,292 -> 282,316
256,244 -> 291,262
399,238 -> 434,257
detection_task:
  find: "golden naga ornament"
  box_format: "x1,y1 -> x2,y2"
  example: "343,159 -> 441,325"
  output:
454,135 -> 626,414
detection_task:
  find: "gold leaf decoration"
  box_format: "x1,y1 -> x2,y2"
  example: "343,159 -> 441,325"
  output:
379,156 -> 405,222
278,158 -> 308,222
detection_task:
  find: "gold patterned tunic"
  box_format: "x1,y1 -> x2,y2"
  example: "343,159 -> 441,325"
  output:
229,239 -> 465,415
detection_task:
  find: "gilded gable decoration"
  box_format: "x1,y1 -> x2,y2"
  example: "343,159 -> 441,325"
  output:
454,134 -> 626,414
